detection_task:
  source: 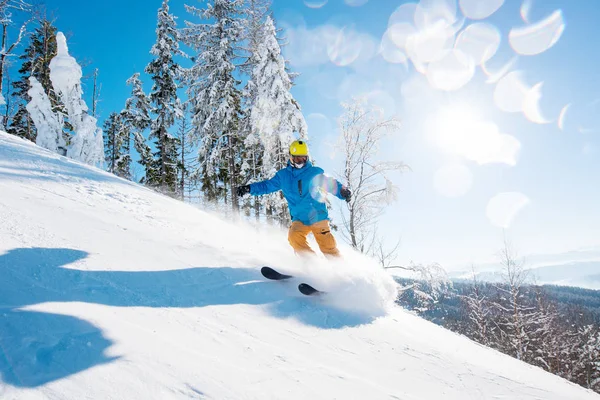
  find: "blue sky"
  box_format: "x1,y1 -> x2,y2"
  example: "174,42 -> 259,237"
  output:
28,0 -> 600,269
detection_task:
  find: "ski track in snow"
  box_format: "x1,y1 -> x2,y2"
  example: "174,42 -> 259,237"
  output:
1,131 -> 599,399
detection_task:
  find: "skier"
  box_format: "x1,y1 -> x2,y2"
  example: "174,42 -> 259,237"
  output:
236,140 -> 351,258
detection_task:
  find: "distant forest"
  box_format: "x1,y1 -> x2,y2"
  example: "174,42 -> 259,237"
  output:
400,280 -> 600,326
396,277 -> 600,394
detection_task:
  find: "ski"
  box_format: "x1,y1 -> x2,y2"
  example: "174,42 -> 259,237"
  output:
261,266 -> 293,281
298,283 -> 323,296
260,267 -> 323,296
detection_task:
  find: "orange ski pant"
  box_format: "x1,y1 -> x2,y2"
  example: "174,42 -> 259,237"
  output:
288,220 -> 340,258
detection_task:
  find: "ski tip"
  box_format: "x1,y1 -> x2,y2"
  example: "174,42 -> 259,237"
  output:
261,266 -> 293,280
298,283 -> 321,296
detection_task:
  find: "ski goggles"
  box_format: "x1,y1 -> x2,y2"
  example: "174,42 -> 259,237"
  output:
291,155 -> 308,164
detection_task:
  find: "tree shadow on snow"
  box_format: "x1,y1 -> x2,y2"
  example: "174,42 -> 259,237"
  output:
0,309 -> 119,388
0,247 -> 374,388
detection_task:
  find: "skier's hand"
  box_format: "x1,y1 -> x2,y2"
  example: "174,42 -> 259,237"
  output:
236,185 -> 251,197
340,186 -> 351,203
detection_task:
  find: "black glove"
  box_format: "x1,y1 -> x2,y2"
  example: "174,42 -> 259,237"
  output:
340,187 -> 351,202
236,185 -> 251,196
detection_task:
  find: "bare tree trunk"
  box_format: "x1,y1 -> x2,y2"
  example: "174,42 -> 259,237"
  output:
1,24 -> 7,97
111,127 -> 116,173
92,68 -> 99,118
228,132 -> 238,212
180,123 -> 185,200
349,203 -> 358,248
254,198 -> 260,222
3,68 -> 10,127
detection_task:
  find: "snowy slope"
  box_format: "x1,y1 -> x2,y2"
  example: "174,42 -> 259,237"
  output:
1,131 -> 598,400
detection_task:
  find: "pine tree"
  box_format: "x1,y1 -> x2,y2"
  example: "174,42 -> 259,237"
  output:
103,112 -> 120,174
240,0 -> 270,77
144,0 -> 184,197
8,18 -> 59,141
0,0 -> 30,129
183,0 -> 245,210
121,72 -> 152,182
238,0 -> 270,220
175,107 -> 201,201
244,15 -> 307,224
114,113 -> 131,179
103,112 -> 129,178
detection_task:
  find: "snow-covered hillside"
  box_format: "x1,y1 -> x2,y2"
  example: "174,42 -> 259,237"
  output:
451,257 -> 600,290
1,131 -> 598,400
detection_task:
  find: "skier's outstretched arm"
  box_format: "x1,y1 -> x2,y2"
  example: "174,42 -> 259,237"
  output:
236,173 -> 282,197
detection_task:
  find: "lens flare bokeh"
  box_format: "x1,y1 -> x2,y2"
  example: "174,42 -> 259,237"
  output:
309,175 -> 339,203
509,10 -> 565,56
454,22 -> 501,66
458,0 -> 504,20
304,0 -> 327,9
486,192 -> 531,229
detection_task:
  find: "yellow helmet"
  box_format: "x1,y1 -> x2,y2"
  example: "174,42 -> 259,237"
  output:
289,140 -> 309,156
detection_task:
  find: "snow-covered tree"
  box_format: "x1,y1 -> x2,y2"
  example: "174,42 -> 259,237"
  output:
49,32 -> 103,166
461,267 -> 494,346
337,96 -> 405,254
491,239 -> 540,362
573,325 -> 600,391
244,15 -> 307,223
121,72 -> 152,181
240,0 -> 270,74
183,0 -> 245,210
0,0 -> 30,129
104,112 -> 119,174
103,112 -> 129,178
238,0 -> 270,220
144,0 -> 184,196
175,107 -> 200,201
521,286 -> 563,371
26,76 -> 63,153
8,18 -> 59,141
391,262 -> 452,313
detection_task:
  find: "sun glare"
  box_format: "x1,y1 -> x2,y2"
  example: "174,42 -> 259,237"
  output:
429,103 -> 520,166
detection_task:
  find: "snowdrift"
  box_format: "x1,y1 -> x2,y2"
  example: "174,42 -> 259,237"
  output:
1,131 -> 598,399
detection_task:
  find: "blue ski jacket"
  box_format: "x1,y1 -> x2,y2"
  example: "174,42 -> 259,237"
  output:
249,160 -> 345,226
